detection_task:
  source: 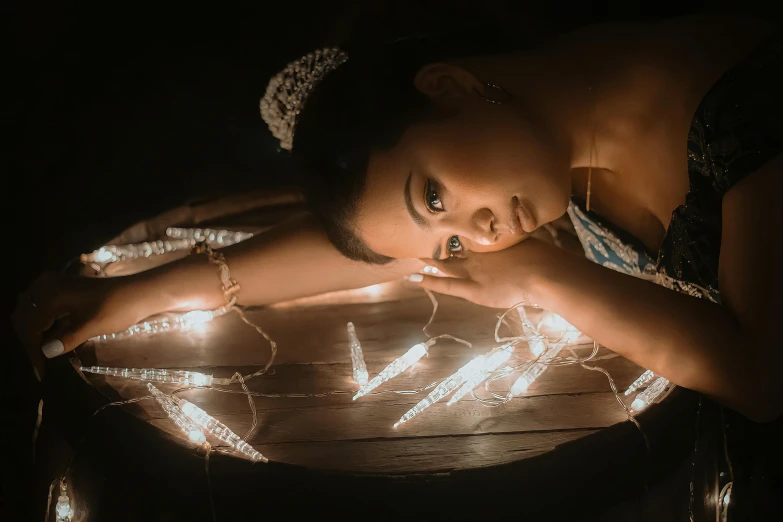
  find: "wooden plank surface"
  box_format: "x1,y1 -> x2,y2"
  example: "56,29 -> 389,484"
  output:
77,277 -> 648,474
74,204 -> 651,474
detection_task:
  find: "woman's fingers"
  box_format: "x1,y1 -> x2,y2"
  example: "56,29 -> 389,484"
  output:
410,274 -> 477,301
42,316 -> 91,358
418,258 -> 469,278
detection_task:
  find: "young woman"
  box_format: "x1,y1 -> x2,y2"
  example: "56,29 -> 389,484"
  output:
13,13 -> 782,423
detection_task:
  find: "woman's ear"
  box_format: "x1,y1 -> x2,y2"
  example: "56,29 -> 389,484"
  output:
414,63 -> 482,103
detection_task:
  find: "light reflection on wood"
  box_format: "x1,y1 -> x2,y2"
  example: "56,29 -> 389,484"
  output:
75,196 -> 647,474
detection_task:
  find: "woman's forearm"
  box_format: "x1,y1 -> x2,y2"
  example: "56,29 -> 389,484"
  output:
527,249 -> 761,416
123,214 -> 422,314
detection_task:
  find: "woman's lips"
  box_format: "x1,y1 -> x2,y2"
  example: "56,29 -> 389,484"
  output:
513,196 -> 537,234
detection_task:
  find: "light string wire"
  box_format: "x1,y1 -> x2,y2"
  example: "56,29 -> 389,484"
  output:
472,300 -> 652,454
422,287 -> 473,348
62,248 -> 667,516
47,391 -> 226,522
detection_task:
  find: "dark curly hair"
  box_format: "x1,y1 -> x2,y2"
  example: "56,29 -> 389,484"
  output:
290,30 -> 542,264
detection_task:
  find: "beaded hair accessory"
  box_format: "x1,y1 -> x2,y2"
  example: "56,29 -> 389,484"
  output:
260,47 -> 348,151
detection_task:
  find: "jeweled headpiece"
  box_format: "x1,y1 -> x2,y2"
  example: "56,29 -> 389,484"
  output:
260,47 -> 348,151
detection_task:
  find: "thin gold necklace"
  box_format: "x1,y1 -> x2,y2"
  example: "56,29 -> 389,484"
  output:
586,84 -> 597,212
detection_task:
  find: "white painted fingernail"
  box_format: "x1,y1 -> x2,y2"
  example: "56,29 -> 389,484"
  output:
407,274 -> 424,282
423,266 -> 439,274
32,367 -> 41,382
42,339 -> 64,359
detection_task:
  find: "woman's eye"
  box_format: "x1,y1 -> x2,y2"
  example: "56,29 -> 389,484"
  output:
424,180 -> 444,212
447,236 -> 463,253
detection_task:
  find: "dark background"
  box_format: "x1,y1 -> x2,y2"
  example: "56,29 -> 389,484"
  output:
4,1 -> 779,519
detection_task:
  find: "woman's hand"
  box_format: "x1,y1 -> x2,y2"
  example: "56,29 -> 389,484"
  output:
12,273 -> 149,378
410,238 -> 562,309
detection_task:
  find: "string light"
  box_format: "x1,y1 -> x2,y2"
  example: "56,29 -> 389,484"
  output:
623,369 -> 655,396
175,398 -> 268,462
510,340 -> 564,396
537,312 -> 582,344
81,227 -> 253,265
720,482 -> 733,522
165,227 -> 254,246
346,322 -> 369,386
55,481 -> 72,522
630,376 -> 670,412
89,304 -> 233,342
81,366 -> 231,386
353,339 -> 435,400
447,344 -> 515,405
394,355 -> 487,427
147,384 -> 208,445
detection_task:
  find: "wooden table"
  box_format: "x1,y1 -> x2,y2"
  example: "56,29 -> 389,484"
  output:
78,279 -> 650,473
40,191 -> 708,521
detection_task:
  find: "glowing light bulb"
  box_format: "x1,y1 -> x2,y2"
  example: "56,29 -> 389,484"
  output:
346,322 -> 369,386
353,341 -> 432,400
94,247 -> 114,263
81,228 -> 253,265
509,341 -> 563,396
623,369 -> 655,396
81,366 -> 224,386
177,399 -> 268,462
510,375 -> 532,396
447,344 -> 515,405
528,335 -> 547,357
180,310 -> 214,327
188,429 -> 206,443
395,355 -> 487,427
165,227 -> 253,246
147,384 -> 208,446
55,483 -> 72,522
629,377 -> 669,412
90,304 -> 229,342
538,312 -> 582,344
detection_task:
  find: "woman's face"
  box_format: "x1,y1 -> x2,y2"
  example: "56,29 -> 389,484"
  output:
354,68 -> 574,261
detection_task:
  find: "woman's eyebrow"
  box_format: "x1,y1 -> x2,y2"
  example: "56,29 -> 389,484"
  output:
404,172 -> 430,230
404,172 -> 443,260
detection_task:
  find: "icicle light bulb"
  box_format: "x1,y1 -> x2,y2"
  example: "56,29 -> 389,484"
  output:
147,384 -> 208,445
630,377 -> 670,412
447,344 -> 515,405
176,399 -> 268,462
90,304 -> 230,342
353,340 -> 433,400
624,369 -> 655,396
55,482 -> 72,522
165,227 -> 253,246
346,322 -> 369,386
81,366 -> 227,386
538,312 -> 582,344
510,341 -> 563,396
395,355 -> 486,427
81,227 -> 253,264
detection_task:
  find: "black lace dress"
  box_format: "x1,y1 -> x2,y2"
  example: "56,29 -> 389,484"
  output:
567,27 -> 782,516
659,28 -> 783,298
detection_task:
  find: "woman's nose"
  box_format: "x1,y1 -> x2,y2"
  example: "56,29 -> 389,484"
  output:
467,208 -> 497,245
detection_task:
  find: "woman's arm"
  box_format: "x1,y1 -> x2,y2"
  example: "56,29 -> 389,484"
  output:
13,214 -> 423,368
534,155 -> 782,422
416,156 -> 783,422
138,214 -> 423,311
530,244 -> 777,421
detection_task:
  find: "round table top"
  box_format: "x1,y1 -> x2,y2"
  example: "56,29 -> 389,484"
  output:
45,191 -> 701,520
76,276 -> 652,474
